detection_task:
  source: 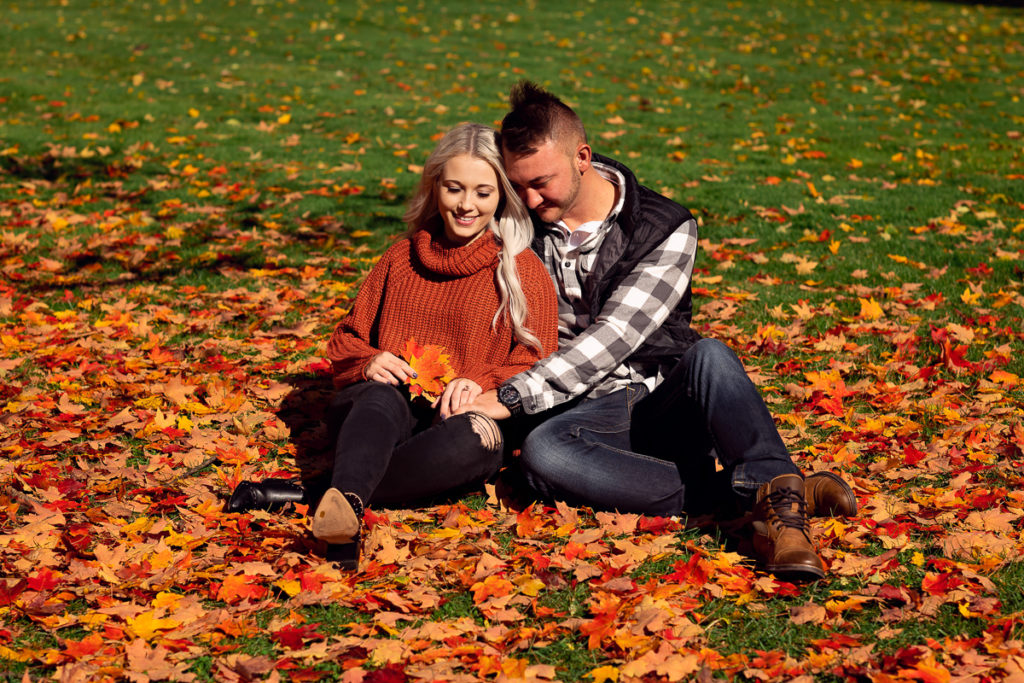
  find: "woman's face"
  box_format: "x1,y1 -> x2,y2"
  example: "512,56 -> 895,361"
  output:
436,154 -> 501,245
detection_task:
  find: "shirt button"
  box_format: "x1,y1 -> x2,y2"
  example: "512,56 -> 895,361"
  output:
563,261 -> 571,268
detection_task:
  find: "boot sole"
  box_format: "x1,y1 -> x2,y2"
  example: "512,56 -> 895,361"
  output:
312,488 -> 360,544
752,521 -> 826,581
767,562 -> 825,581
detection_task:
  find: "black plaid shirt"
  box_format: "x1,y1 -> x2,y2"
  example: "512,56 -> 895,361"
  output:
508,162 -> 699,414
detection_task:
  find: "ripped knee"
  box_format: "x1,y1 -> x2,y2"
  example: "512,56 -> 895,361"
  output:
466,412 -> 503,453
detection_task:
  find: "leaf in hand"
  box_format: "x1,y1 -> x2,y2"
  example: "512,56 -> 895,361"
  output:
403,338 -> 455,403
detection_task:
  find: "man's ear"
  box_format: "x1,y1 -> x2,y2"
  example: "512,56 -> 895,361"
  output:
575,143 -> 592,175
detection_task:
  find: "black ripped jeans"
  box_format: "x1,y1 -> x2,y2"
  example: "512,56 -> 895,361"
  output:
327,381 -> 503,506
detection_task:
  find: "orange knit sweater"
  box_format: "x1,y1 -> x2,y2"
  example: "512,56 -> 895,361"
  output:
327,226 -> 559,392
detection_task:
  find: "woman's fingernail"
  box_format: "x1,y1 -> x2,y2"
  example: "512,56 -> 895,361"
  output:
412,373 -> 418,378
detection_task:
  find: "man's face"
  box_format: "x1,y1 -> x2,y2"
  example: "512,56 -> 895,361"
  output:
502,138 -> 581,225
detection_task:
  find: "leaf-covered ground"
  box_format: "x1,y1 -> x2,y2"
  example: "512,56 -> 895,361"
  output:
1,0 -> 1023,681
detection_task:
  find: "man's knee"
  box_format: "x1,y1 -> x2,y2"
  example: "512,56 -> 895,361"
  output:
686,337 -> 744,373
466,412 -> 503,453
520,421 -> 573,476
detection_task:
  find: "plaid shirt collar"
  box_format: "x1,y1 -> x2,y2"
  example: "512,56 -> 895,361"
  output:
543,162 -> 627,248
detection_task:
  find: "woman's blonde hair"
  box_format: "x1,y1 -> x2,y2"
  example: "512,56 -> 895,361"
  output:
404,122 -> 543,352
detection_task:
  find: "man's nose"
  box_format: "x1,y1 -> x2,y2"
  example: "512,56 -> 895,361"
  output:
524,188 -> 542,209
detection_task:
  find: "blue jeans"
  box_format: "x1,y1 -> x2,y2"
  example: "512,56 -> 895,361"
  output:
518,338 -> 800,517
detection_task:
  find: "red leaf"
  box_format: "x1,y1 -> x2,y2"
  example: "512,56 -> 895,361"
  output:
27,567 -> 61,592
271,623 -> 324,650
364,664 -> 408,683
0,580 -> 27,606
61,633 -> 104,659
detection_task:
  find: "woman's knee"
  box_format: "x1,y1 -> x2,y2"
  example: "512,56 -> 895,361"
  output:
329,381 -> 407,425
335,381 -> 403,407
465,412 -> 503,453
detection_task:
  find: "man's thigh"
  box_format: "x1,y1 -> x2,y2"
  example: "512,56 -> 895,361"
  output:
526,385 -> 646,454
518,387 -> 689,515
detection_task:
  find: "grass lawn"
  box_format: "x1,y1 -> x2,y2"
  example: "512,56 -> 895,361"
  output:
1,0 -> 1023,680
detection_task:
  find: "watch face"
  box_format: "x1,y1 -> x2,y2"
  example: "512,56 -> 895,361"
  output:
499,384 -> 520,406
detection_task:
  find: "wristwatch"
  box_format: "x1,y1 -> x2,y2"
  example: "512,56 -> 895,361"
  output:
497,383 -> 523,417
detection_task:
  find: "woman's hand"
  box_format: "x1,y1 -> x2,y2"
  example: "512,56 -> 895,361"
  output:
363,352 -> 416,386
436,378 -> 482,419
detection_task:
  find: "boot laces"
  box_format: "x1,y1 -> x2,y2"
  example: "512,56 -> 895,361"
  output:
768,487 -> 808,531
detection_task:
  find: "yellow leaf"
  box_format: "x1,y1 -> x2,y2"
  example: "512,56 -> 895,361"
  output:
151,592 -> 182,610
588,665 -> 620,683
278,113 -> 292,124
513,576 -> 546,597
188,108 -> 199,118
958,601 -> 981,618
858,297 -> 884,320
121,516 -> 154,536
127,610 -> 180,640
961,286 -> 982,305
0,645 -> 32,663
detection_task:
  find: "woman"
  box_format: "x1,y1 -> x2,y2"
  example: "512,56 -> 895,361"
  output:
228,123 -> 559,567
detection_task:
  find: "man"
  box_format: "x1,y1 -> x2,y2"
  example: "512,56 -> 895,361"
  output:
460,82 -> 855,581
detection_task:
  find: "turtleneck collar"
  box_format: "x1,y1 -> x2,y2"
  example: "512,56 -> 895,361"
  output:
412,225 -> 500,277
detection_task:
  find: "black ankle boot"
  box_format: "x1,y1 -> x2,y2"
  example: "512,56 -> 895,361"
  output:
226,478 -> 307,513
325,534 -> 361,570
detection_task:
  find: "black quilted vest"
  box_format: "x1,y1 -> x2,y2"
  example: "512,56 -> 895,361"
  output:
532,154 -> 702,366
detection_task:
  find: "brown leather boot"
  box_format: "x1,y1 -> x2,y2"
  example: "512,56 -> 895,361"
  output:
751,474 -> 825,581
805,471 -> 857,517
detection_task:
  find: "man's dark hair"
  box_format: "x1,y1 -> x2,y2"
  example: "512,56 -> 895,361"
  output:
500,81 -> 587,155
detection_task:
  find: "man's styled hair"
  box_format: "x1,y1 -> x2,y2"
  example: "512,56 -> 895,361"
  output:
500,81 -> 588,155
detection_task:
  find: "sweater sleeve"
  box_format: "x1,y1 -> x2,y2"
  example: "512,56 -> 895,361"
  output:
325,251 -> 392,388
459,252 -> 560,390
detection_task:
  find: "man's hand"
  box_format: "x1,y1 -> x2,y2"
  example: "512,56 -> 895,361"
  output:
452,389 -> 511,420
363,352 -> 415,386
435,378 -> 482,419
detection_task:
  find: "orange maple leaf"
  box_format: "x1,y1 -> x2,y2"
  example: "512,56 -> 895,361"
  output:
402,338 -> 455,403
216,574 -> 268,604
